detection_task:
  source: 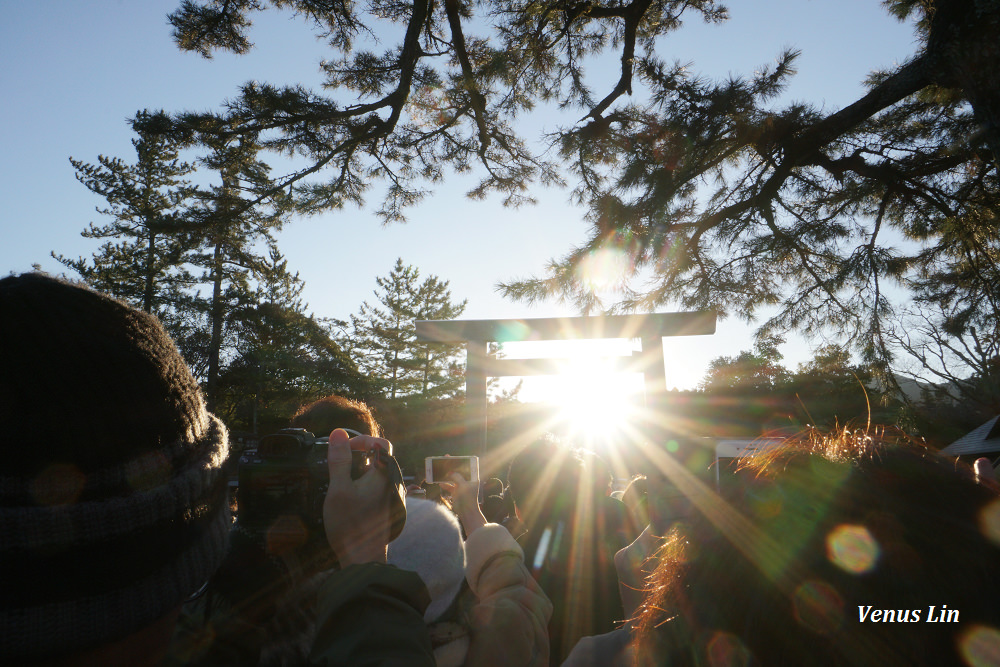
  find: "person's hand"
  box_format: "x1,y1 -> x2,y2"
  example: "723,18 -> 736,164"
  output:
322,428 -> 395,568
439,473 -> 487,536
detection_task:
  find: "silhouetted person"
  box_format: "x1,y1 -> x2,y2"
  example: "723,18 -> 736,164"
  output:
506,436 -> 628,663
630,432 -> 1000,666
0,274 -> 432,666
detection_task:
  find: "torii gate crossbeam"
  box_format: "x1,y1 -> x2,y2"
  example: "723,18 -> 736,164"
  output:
415,311 -> 716,455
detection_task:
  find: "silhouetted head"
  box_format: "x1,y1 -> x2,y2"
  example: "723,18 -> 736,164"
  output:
0,273 -> 230,662
632,428 -> 1000,666
506,434 -> 583,524
289,394 -> 380,437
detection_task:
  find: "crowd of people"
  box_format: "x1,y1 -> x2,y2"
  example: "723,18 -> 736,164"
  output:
3,272 -> 1000,666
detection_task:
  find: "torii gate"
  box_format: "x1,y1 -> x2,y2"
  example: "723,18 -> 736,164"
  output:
415,311 -> 716,455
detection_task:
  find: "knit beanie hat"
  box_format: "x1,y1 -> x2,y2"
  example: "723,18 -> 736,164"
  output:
387,497 -> 466,622
0,273 -> 231,660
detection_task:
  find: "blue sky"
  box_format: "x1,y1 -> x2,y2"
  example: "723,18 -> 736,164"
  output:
1,1 -> 919,397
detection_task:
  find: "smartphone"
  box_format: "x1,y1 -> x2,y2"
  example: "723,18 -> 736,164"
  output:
425,455 -> 479,484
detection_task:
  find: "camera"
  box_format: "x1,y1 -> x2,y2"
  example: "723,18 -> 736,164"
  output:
237,428 -> 329,544
237,428 -> 397,545
237,428 -> 406,544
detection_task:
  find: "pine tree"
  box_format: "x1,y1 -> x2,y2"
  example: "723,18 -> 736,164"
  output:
351,258 -> 467,401
352,259 -> 421,400
168,0 -> 1000,386
54,110 -> 195,314
168,0 -> 726,222
217,249 -> 368,432
184,130 -> 290,409
700,336 -> 791,393
499,0 -> 1000,386
412,275 -> 468,397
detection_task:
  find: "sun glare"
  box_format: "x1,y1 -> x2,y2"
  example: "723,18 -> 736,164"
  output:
550,356 -> 641,442
497,339 -> 650,470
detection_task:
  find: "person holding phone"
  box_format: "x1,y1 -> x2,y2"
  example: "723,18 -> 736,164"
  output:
447,470 -> 552,667
382,470 -> 552,667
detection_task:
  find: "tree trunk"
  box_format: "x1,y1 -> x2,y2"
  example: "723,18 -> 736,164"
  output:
206,241 -> 224,411
143,231 -> 156,313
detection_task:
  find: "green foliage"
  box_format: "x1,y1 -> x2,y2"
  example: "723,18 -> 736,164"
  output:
183,129 -> 291,408
496,0 -> 1000,389
214,250 -> 368,433
376,395 -> 469,477
694,341 -> 902,436
166,1 -> 1000,403
55,111 -> 367,424
700,335 -> 791,393
168,0 -> 727,222
350,258 -> 467,400
54,110 -> 196,314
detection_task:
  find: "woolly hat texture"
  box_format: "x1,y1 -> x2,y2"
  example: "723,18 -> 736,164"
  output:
0,273 -> 231,659
387,497 -> 466,622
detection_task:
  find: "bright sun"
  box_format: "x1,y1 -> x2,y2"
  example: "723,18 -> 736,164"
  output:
502,339 -> 645,448
550,357 -> 642,441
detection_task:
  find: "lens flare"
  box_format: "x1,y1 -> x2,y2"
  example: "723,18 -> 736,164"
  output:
958,625 -> 1000,667
826,524 -> 880,574
32,463 -> 86,506
706,630 -> 753,667
793,580 -> 844,635
496,321 -> 532,342
978,497 -> 1000,549
550,357 -> 641,445
576,247 -> 629,292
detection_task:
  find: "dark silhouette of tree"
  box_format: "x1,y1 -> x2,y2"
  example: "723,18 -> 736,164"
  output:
168,0 -> 726,221
351,259 -> 422,401
789,344 -> 893,429
184,130 -> 290,409
216,250 -> 368,433
700,335 -> 791,392
497,0 -> 1000,386
54,110 -> 196,314
350,258 -> 467,400
411,274 -> 468,397
168,1 -> 1000,392
890,303 -> 1000,424
696,340 -> 902,435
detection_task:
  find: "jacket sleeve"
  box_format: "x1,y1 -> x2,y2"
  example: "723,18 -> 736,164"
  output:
309,563 -> 436,667
463,524 -> 554,667
560,628 -> 633,667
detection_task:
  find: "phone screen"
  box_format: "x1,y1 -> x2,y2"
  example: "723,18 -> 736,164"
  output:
432,457 -> 472,482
